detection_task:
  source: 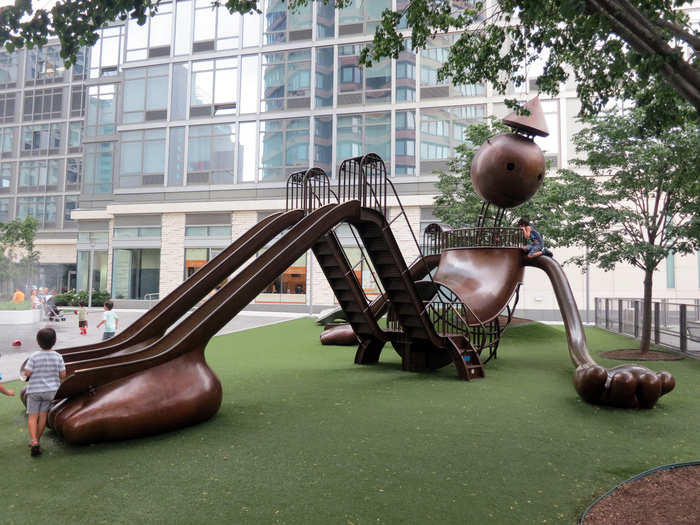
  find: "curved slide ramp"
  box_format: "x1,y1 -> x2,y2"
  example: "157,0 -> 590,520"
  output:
524,256 -> 674,409
50,202 -> 365,444
57,211 -> 302,365
433,247 -> 524,326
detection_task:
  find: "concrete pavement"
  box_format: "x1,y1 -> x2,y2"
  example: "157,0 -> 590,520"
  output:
0,308 -> 308,382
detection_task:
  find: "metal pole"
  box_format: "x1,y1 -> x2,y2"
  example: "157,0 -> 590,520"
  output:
585,246 -> 590,323
679,304 -> 687,353
87,242 -> 95,309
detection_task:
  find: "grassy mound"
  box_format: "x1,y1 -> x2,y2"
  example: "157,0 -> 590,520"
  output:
0,319 -> 697,524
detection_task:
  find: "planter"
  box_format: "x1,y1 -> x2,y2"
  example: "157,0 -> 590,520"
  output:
0,309 -> 40,324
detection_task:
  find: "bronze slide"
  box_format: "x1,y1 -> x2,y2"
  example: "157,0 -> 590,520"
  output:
50,202 -> 370,444
524,256 -> 674,409
59,211 -> 303,364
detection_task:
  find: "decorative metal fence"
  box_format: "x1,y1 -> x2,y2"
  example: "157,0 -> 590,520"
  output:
595,298 -> 700,355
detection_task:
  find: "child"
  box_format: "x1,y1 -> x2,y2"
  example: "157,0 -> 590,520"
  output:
518,218 -> 544,258
96,300 -> 118,341
24,327 -> 65,457
78,301 -> 88,335
0,368 -> 15,397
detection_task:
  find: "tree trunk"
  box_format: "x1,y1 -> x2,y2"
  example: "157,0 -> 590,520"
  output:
640,268 -> 654,354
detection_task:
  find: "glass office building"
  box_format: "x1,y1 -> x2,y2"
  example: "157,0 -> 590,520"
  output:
2,1 -> 694,313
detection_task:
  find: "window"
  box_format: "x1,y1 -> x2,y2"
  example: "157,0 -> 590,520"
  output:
0,92 -> 16,123
316,2 -> 335,38
21,123 -> 63,156
237,122 -> 256,183
0,163 -> 13,193
190,1 -> 241,52
72,47 -> 89,81
190,59 -> 238,118
113,227 -> 161,239
25,46 -> 66,85
239,56 -> 259,114
261,49 -> 311,112
534,99 -> 560,168
168,127 -> 185,186
256,253 -> 307,303
187,124 -> 236,185
89,25 -> 124,78
18,159 -> 60,192
86,84 -> 117,136
70,86 -> 86,118
185,225 -> 231,238
0,198 -> 9,221
112,248 -> 160,300
337,112 -> 390,172
259,118 -> 310,182
395,111 -> 416,176
666,253 -> 675,288
0,52 -> 19,88
77,250 -> 108,292
263,0 -> 312,45
23,88 -> 63,121
123,66 -> 169,123
64,195 -> 79,224
338,0 -> 390,36
126,3 -> 172,61
17,196 -> 57,228
171,63 -> 189,120
420,105 -> 485,172
242,10 -> 261,47
66,158 -> 82,191
420,35 -> 485,99
84,142 -> 114,194
396,39 -> 416,102
314,115 -> 333,177
337,44 -> 390,106
315,47 -> 334,108
119,129 -> 166,187
185,247 -> 225,278
68,122 -> 83,153
0,127 -> 16,157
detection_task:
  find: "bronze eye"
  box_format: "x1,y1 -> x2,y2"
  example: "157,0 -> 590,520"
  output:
537,173 -> 543,180
506,162 -> 515,171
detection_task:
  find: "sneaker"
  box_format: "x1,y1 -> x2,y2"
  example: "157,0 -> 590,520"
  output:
30,444 -> 41,457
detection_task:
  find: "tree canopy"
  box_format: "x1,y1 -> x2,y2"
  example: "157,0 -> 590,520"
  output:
0,0 -> 698,115
0,216 -> 39,288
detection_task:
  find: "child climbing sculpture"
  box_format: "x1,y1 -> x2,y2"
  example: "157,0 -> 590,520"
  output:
518,218 -> 543,258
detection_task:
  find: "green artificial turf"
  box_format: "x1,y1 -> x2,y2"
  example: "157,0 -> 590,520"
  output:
0,319 -> 698,524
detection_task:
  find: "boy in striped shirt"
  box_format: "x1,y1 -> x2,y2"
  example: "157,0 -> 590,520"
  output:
24,327 -> 65,457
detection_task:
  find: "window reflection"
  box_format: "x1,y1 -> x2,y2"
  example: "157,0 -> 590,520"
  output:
84,142 -> 114,194
187,124 -> 236,185
338,0 -> 390,35
0,51 -> 19,88
123,66 -> 169,123
259,118 -> 309,182
336,112 -> 390,172
395,111 -> 416,176
126,3 -> 172,60
87,84 -> 116,136
314,115 -> 333,178
420,105 -> 485,172
190,59 -> 238,118
420,34 -> 485,99
338,44 -> 390,106
263,0 -> 312,45
315,47 -> 333,108
316,2 -> 335,38
119,129 -> 166,187
261,49 -> 311,112
168,127 -> 186,186
396,39 -> 416,102
240,56 -> 259,114
192,2 -> 240,52
89,26 -> 124,78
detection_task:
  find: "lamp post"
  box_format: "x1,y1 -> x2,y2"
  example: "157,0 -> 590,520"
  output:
87,240 -> 95,309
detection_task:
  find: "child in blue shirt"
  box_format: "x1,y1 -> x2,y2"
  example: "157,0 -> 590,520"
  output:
96,300 -> 119,340
518,218 -> 544,258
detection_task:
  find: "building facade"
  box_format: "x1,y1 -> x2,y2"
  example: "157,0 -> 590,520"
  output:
0,0 -> 697,315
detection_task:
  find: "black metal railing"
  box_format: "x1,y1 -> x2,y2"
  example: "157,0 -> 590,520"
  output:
286,167 -> 337,213
595,297 -> 700,356
423,223 -> 525,253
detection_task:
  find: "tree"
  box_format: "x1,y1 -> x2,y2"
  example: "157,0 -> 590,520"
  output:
0,216 -> 40,290
0,0 -> 697,115
551,106 -> 700,353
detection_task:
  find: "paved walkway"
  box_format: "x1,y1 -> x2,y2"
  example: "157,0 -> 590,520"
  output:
0,308 -> 307,382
